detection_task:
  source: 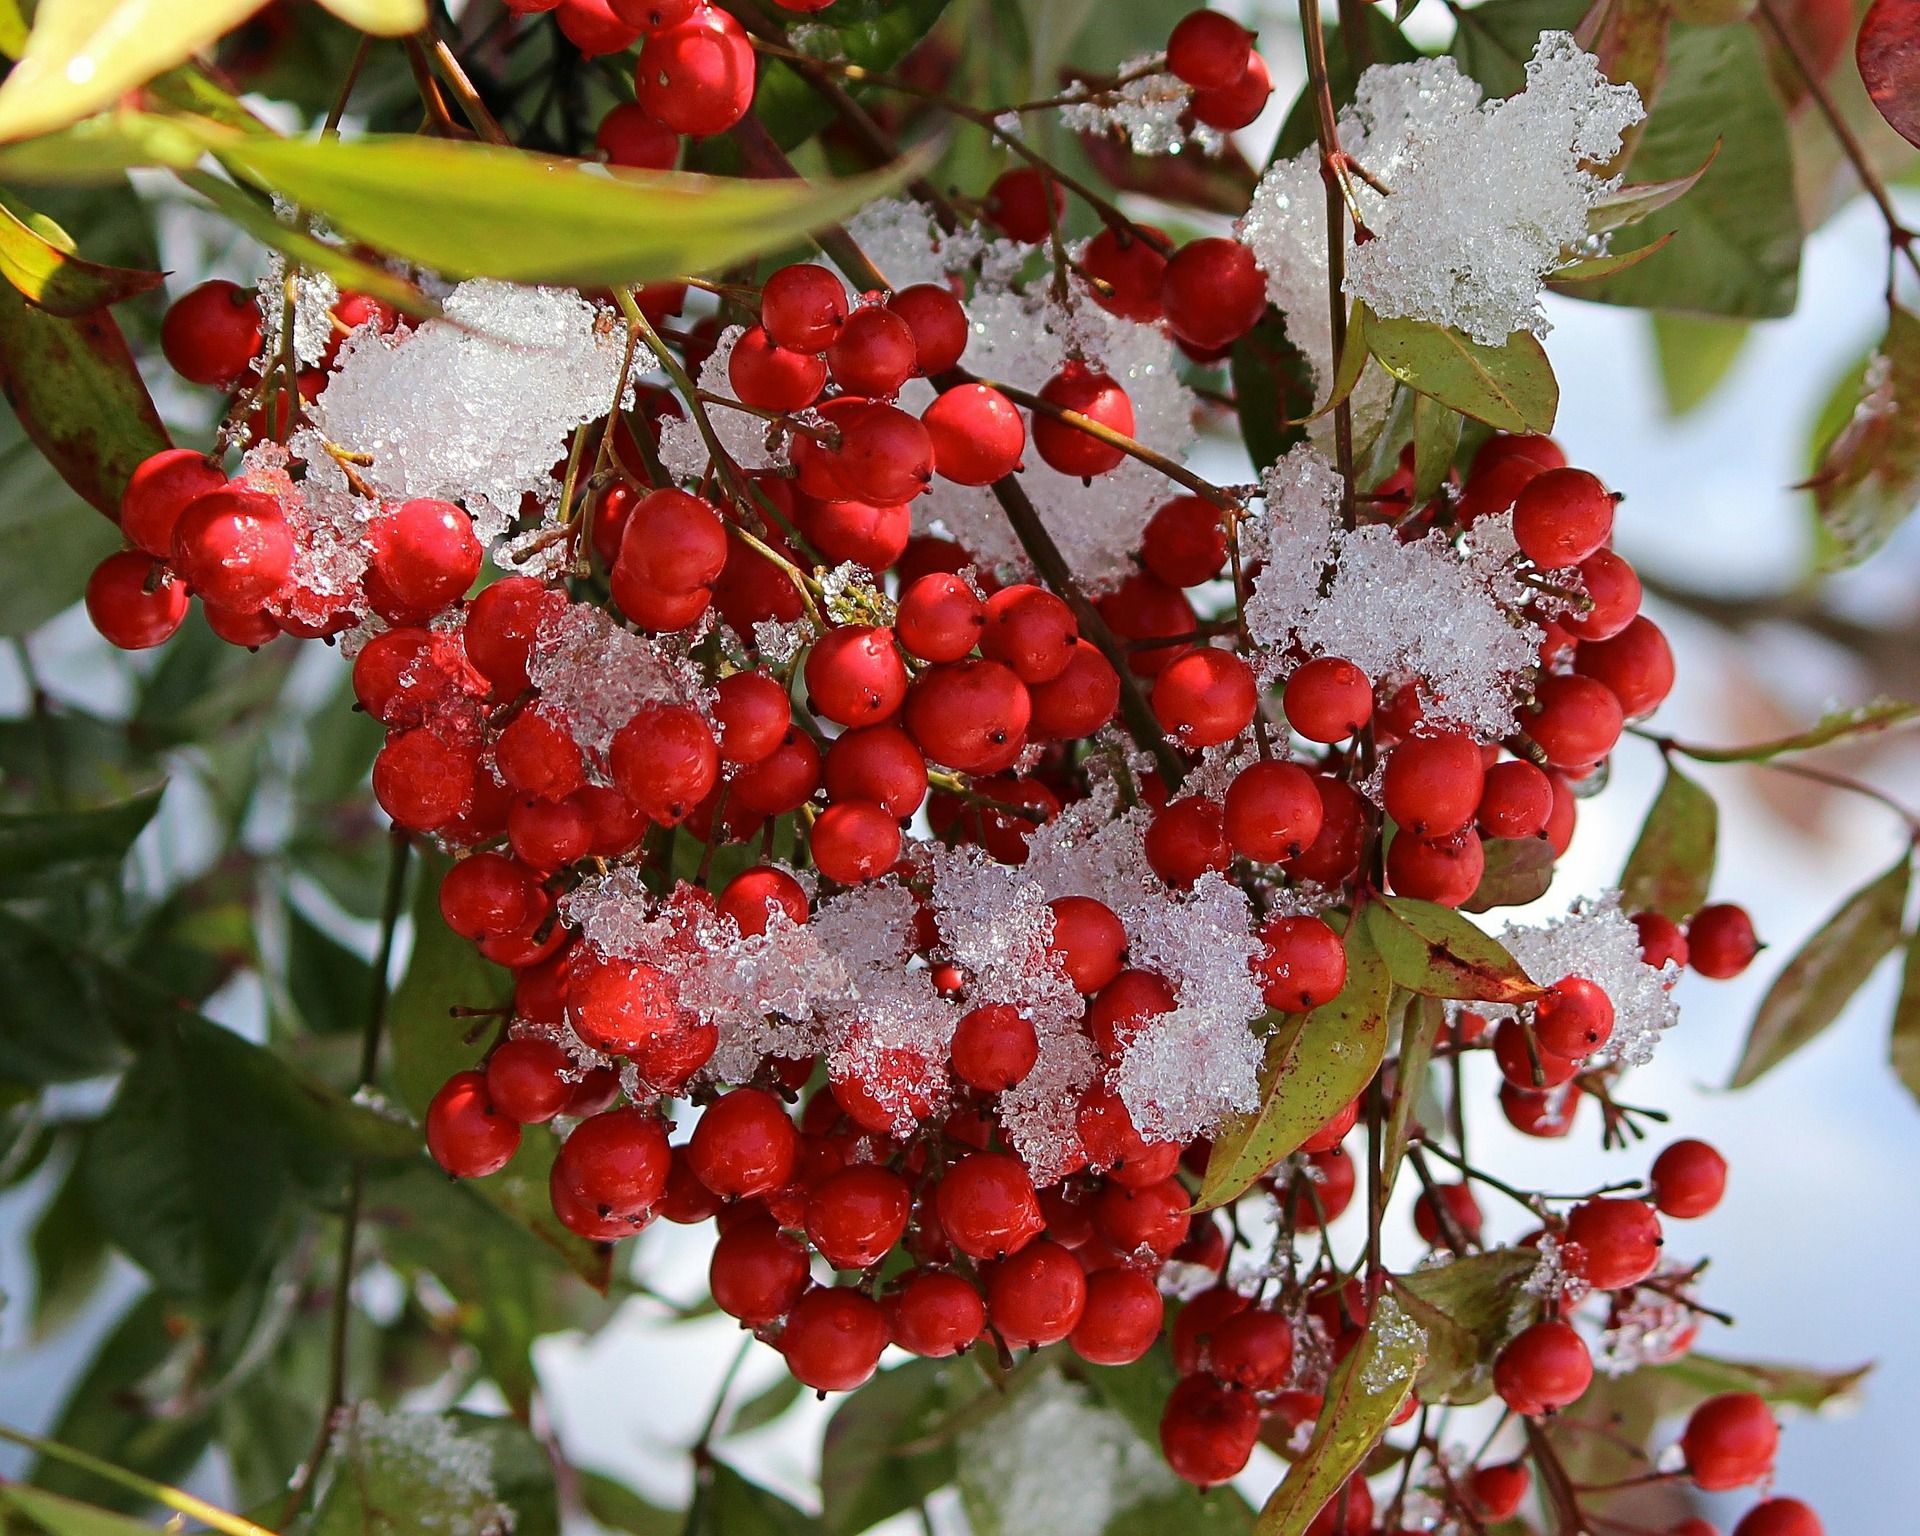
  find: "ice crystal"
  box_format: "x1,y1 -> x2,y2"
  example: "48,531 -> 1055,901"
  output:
1056,58 -> 1217,158
328,1404 -> 512,1535
1597,1269 -> 1696,1374
1239,35 -> 1643,348
240,438 -> 373,627
311,280 -> 632,545
1246,449 -> 1543,742
657,325 -> 790,482
1521,1231 -> 1590,1318
1358,1293 -> 1428,1392
959,1372 -> 1172,1536
525,602 -> 703,760
752,617 -> 815,664
1495,890 -> 1680,1067
256,253 -> 340,369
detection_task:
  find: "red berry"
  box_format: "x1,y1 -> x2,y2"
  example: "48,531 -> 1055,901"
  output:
171,488 -> 293,612
896,572 -> 986,662
828,304 -> 918,397
689,1087 -> 800,1200
810,800 -> 901,884
1688,902 -> 1759,979
717,865 -> 809,937
712,670 -> 793,765
1387,827 -> 1486,907
484,1036 -> 575,1125
1142,495 -> 1227,587
1565,1197 -> 1663,1289
904,658 -> 1031,773
884,1269 -> 985,1357
1069,1267 -> 1164,1365
1160,238 -> 1266,351
1476,758 -> 1555,839
1047,895 -> 1128,994
783,1285 -> 889,1390
1152,646 -> 1257,748
1284,657 -> 1373,742
439,851 -> 536,939
373,728 -> 476,832
951,1003 -> 1039,1090
1096,571 -> 1195,676
1082,226 -> 1168,323
1159,1375 -> 1258,1487
120,449 -> 226,558
1534,975 -> 1615,1058
161,279 -> 263,386
1144,795 -> 1231,888
728,325 -> 827,412
635,7 -> 756,136
1413,1182 -> 1483,1245
806,1164 -> 911,1269
987,1237 -> 1086,1346
1573,614 -> 1675,718
85,552 -> 188,650
567,951 -> 679,1054
1207,1307 -> 1294,1390
609,702 -> 719,823
555,1105 -> 671,1218
595,100 -> 679,169
1224,759 -> 1324,862
985,167 -> 1064,242
1470,1462 -> 1531,1520
1512,467 -> 1615,568
1682,1392 -> 1778,1490
1732,1498 -> 1822,1536
495,708 -> 586,801
887,283 -> 968,373
1092,1176 -> 1190,1259
465,576 -> 562,696
1632,910 -> 1691,971
761,263 -> 848,352
710,1216 -> 810,1324
935,1151 -> 1044,1260
1527,672 -> 1625,769
619,488 -> 727,592
1568,548 -> 1642,641
1028,640 -> 1120,739
1190,50 -> 1272,131
1254,915 -> 1347,1012
426,1070 -> 520,1177
1494,1319 -> 1592,1414
831,401 -> 934,504
1651,1138 -> 1728,1219
1382,731 -> 1485,838
1166,9 -> 1254,90
730,728 -> 822,816
1032,365 -> 1134,478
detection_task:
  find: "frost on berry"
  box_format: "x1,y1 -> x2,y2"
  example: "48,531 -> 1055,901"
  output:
327,1404 -> 511,1535
751,616 -> 816,666
1495,891 -> 1680,1067
1239,34 -> 1642,350
1519,1230 -> 1590,1319
1055,56 -> 1219,157
526,602 -> 706,759
656,325 -> 790,481
238,439 -> 373,627
958,1371 -> 1172,1536
311,279 -> 632,546
1596,1267 -> 1698,1375
842,200 -> 1199,593
1247,446 -> 1545,742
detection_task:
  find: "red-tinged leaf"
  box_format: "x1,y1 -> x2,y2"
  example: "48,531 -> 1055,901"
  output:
0,193 -> 164,315
1887,926 -> 1920,1108
1463,836 -> 1558,914
1618,760 -> 1717,921
1652,1352 -> 1871,1411
1585,140 -> 1720,233
1859,0 -> 1920,148
1194,921 -> 1393,1211
1548,230 -> 1678,285
1729,854 -> 1913,1087
1804,304 -> 1920,568
1254,1294 -> 1425,1534
1365,895 -> 1546,1003
1671,697 -> 1920,762
1393,1248 -> 1536,1404
0,283 -> 167,518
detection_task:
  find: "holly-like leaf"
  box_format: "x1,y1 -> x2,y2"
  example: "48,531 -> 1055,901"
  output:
1619,760 -> 1717,921
0,191 -> 162,314
1462,836 -> 1557,914
0,409 -> 122,636
1362,309 -> 1559,434
1805,304 -> 1920,568
1729,854 -> 1913,1088
1859,0 -> 1920,148
1891,928 -> 1920,1109
0,0 -> 264,142
0,283 -> 168,518
1393,1248 -> 1536,1404
0,787 -> 160,887
689,1462 -> 821,1536
1670,698 -> 1920,762
1254,1294 -> 1425,1534
1365,895 -> 1545,1003
29,1147 -> 111,1338
1578,26 -> 1799,317
0,910 -> 146,1083
1195,921 -> 1393,1211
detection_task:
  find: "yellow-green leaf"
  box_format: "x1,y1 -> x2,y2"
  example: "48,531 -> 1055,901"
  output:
1254,1294 -> 1425,1534
1363,311 -> 1558,434
1378,993 -> 1441,1216
1194,920 -> 1392,1211
0,1483 -> 161,1535
1294,298 -> 1368,425
1409,388 -> 1458,501
1365,895 -> 1545,1003
0,190 -> 163,314
1729,854 -> 1913,1088
1548,229 -> 1676,285
0,0 -> 266,144
1618,760 -> 1716,921
1891,928 -> 1920,1109
1585,141 -> 1720,234
1393,1248 -> 1535,1405
313,0 -> 426,35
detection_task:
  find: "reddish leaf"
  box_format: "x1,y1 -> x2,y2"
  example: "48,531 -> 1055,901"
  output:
1859,0 -> 1920,149
0,195 -> 165,316
1463,836 -> 1558,913
0,285 -> 168,520
1804,304 -> 1920,567
1618,761 -> 1717,921
1364,895 -> 1547,1003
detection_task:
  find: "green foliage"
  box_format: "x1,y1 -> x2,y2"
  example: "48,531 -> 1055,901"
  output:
1364,895 -> 1545,1003
1619,760 -> 1718,921
1808,304 -> 1920,568
1651,310 -> 1751,415
1361,308 -> 1558,434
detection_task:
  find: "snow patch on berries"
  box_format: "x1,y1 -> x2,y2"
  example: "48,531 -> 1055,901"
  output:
958,1371 -> 1172,1536
239,439 -> 372,626
931,846 -> 1079,1026
256,253 -> 340,370
656,325 -> 790,481
327,1404 -> 511,1533
311,280 -> 632,545
752,616 -> 816,665
1520,1231 -> 1588,1319
1247,449 -> 1544,741
1239,34 -> 1642,348
1056,56 -> 1217,157
526,602 -> 705,759
1496,891 -> 1680,1067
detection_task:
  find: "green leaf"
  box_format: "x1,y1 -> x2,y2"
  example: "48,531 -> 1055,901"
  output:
313,0 -> 426,33
1379,994 -> 1441,1214
0,282 -> 169,517
0,411 -> 123,637
1227,311 -> 1315,473
1650,1352 -> 1870,1411
1576,26 -> 1800,317
1891,928 -> 1920,1109
0,910 -> 145,1083
1393,1248 -> 1536,1404
1407,388 -> 1460,503
1362,309 -> 1558,434
1618,761 -> 1717,921
1806,303 -> 1920,568
1451,0 -> 1588,96
1729,854 -> 1913,1088
1195,921 -> 1393,1210
0,0 -> 265,142
820,1357 -> 996,1536
274,900 -> 375,1038
1254,1294 -> 1424,1534
312,1408 -> 559,1536
0,1484 -> 161,1536
1364,895 -> 1545,1003
728,1373 -> 807,1436
1670,698 -> 1920,763
0,787 -> 160,888
1462,836 -> 1557,914
1652,310 -> 1750,416
31,1293 -> 213,1510
1583,148 -> 1719,237
0,191 -> 162,315
30,1146 -> 112,1338
578,1472 -> 684,1536
1547,230 -> 1677,284
691,1462 -> 821,1536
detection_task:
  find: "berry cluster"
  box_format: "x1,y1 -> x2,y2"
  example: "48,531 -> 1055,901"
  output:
78,7 -> 1825,1534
